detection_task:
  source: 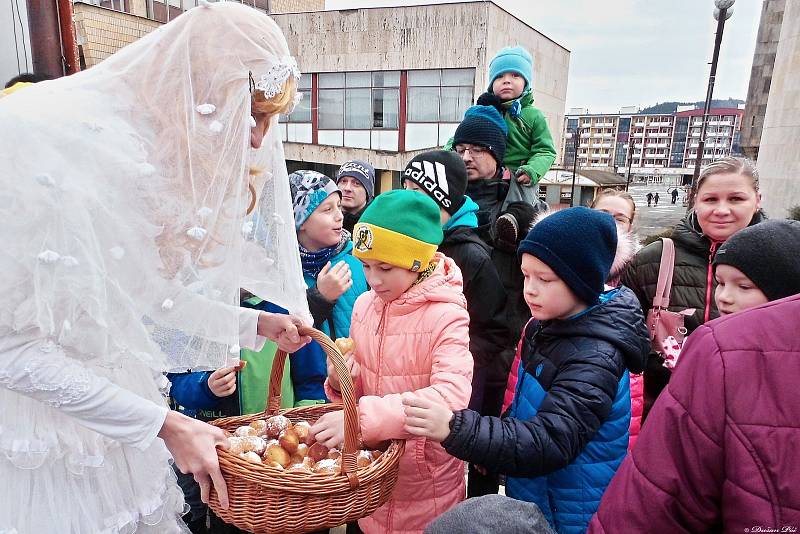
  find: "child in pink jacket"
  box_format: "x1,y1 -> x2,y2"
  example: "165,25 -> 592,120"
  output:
311,190 -> 474,534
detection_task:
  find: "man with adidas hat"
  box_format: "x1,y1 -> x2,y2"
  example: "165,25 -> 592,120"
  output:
402,150 -> 512,499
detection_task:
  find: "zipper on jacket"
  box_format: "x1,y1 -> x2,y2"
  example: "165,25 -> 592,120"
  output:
704,241 -> 720,323
375,303 -> 390,397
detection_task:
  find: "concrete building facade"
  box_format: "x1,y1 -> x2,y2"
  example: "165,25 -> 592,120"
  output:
756,0 -> 800,218
740,0 -> 786,160
272,2 -> 569,192
60,1 -> 568,194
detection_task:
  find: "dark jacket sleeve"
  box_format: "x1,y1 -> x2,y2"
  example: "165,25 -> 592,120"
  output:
306,286 -> 335,330
442,345 -> 624,477
589,325 -> 726,533
167,371 -> 220,410
461,252 -> 511,371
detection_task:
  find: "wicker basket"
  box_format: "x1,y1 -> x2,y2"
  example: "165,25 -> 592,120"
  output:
208,326 -> 404,534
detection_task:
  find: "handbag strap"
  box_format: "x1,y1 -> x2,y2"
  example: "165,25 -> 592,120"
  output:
652,238 -> 676,309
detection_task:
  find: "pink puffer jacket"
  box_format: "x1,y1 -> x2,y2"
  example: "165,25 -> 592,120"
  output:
326,253 -> 473,534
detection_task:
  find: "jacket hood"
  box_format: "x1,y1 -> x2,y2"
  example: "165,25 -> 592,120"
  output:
443,196 -> 479,232
537,287 -> 650,373
369,252 -> 467,314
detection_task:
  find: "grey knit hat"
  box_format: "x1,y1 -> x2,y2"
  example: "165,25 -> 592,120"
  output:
425,495 -> 555,534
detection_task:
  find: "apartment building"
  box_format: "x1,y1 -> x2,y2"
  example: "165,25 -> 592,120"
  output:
562,105 -> 744,184
677,107 -> 743,169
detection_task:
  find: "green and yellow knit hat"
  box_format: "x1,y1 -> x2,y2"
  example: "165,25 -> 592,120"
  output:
352,190 -> 443,272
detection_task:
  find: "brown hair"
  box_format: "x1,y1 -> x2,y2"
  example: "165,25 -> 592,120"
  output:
590,188 -> 636,223
695,156 -> 760,197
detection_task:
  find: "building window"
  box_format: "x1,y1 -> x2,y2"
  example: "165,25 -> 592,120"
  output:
91,0 -> 131,13
146,0 -> 267,23
407,68 -> 475,123
317,71 -> 400,130
279,74 -> 312,124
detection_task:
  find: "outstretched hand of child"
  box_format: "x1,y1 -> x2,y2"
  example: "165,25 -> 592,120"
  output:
402,392 -> 454,442
317,261 -> 353,301
327,347 -> 360,393
309,410 -> 345,449
208,367 -> 237,398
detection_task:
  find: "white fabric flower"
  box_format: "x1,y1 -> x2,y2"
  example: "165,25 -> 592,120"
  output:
209,121 -> 223,133
109,246 -> 125,259
35,173 -> 56,187
60,256 -> 80,267
241,221 -> 254,237
161,299 -> 174,310
249,116 -> 257,128
186,227 -> 207,240
197,206 -> 213,218
138,163 -> 156,177
195,103 -> 216,115
37,250 -> 61,264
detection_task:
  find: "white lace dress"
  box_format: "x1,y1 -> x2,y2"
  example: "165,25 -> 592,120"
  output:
0,308 -> 265,534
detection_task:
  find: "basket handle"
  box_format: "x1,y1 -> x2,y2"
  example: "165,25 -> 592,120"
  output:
268,326 -> 362,488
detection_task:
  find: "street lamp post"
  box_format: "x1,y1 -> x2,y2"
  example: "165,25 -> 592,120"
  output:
688,0 -> 735,208
625,133 -> 635,191
570,128 -> 580,206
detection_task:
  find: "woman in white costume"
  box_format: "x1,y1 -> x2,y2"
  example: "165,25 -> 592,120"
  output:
0,3 -> 313,532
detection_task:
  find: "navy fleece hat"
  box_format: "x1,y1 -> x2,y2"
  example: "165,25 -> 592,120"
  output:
453,105 -> 508,164
518,207 -> 617,305
488,46 -> 533,91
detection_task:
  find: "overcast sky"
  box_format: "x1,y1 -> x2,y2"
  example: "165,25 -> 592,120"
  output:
327,0 -> 762,114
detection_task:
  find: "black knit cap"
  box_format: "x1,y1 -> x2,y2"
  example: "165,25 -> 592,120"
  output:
401,150 -> 467,216
453,105 -> 508,164
713,219 -> 800,302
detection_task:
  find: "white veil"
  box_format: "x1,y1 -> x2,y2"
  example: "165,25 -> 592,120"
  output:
0,2 -> 310,372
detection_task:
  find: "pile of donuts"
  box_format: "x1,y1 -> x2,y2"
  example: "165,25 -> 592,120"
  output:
226,415 -> 381,474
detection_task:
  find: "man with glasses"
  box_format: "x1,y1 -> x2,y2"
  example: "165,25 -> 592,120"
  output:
445,105 -> 547,500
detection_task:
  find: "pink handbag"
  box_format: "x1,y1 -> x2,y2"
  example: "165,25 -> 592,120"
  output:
646,238 -> 695,369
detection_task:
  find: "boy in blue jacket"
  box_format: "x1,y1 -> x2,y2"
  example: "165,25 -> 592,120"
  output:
402,207 -> 649,534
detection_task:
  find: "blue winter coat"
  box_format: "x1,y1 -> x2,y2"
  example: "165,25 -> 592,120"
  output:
441,287 -> 649,534
291,241 -> 368,403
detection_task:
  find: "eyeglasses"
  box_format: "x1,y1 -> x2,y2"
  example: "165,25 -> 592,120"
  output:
599,210 -> 632,225
454,144 -> 490,156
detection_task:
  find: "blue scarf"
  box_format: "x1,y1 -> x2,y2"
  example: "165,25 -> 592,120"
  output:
299,229 -> 351,279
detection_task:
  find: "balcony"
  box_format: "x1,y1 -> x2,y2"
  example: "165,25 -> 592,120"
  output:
648,121 -> 672,127
579,143 -> 590,148
633,132 -> 645,138
592,133 -> 604,138
649,142 -> 669,148
599,143 -> 613,148
596,122 -> 614,127
634,122 -> 646,127
634,143 -> 643,149
580,133 -> 591,139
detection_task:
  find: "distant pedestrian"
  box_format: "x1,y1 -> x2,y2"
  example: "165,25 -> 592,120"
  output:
671,188 -> 679,204
653,192 -> 660,206
646,192 -> 653,207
